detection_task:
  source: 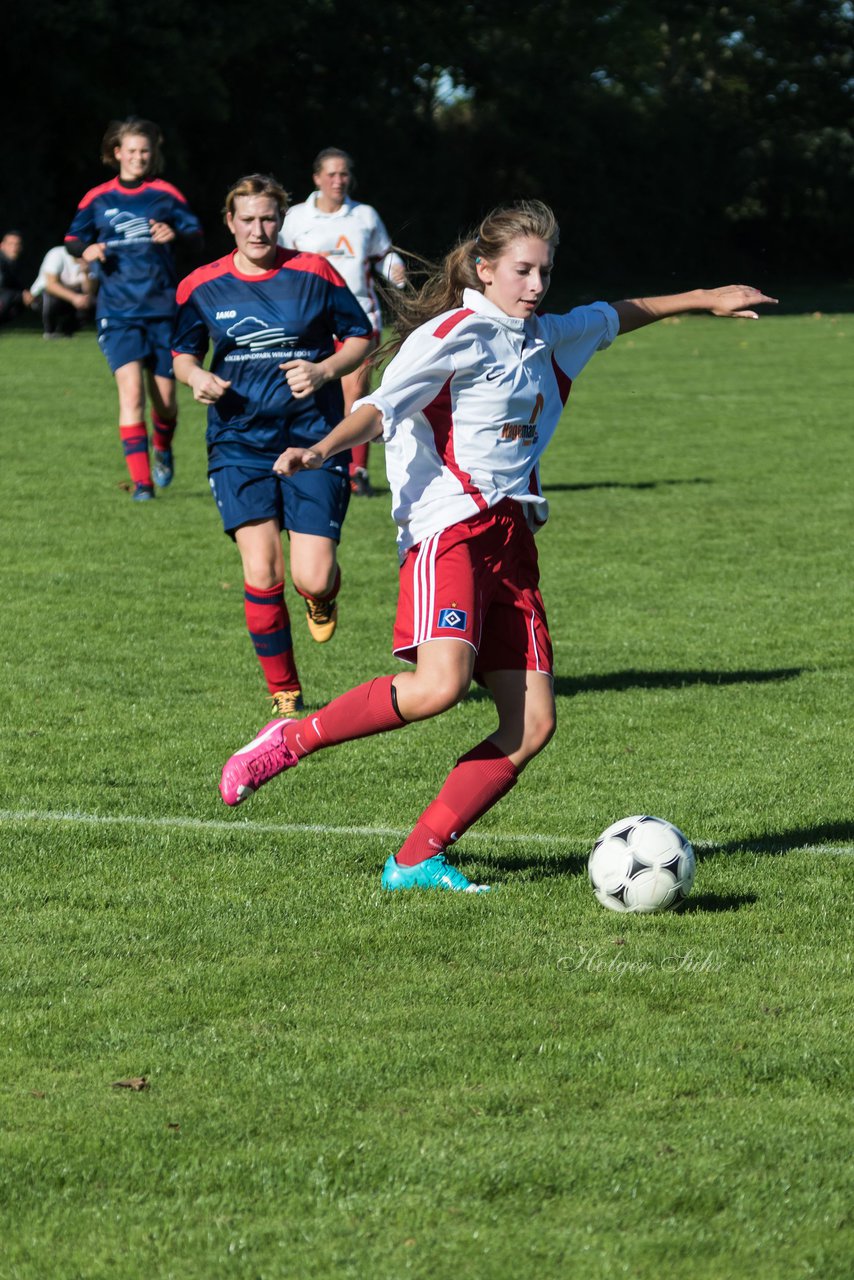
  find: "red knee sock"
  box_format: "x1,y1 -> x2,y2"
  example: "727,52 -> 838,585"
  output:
283,674 -> 406,757
244,582 -> 300,694
151,412 -> 177,453
119,422 -> 151,486
396,741 -> 518,866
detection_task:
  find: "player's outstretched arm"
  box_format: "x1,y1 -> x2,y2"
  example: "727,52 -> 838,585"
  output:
613,285 -> 778,334
273,403 -> 383,476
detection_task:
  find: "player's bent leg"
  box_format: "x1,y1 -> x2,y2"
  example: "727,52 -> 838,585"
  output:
234,519 -> 287,590
290,533 -> 340,643
218,641 -> 472,809
392,638 -> 475,723
115,362 -> 153,498
235,520 -> 301,707
149,371 -> 179,488
483,669 -> 557,769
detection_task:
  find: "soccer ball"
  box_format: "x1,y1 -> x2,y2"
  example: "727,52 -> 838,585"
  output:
588,815 -> 695,913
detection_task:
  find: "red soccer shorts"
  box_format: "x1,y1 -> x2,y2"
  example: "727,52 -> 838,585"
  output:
393,498 -> 554,679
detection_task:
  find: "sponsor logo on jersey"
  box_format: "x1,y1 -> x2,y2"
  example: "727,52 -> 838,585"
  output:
437,607 -> 468,631
499,392 -> 545,446
105,209 -> 151,243
216,310 -> 237,320
322,235 -> 355,259
226,316 -> 301,351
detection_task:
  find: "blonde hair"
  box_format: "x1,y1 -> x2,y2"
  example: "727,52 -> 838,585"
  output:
101,118 -> 164,174
380,200 -> 560,355
222,174 -> 290,224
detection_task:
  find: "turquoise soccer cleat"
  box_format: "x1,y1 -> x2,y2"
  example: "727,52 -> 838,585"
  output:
381,853 -> 490,893
152,448 -> 174,488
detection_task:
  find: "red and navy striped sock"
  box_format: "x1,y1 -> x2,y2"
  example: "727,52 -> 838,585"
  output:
151,412 -> 177,453
395,741 -> 518,866
119,422 -> 151,487
243,582 -> 299,694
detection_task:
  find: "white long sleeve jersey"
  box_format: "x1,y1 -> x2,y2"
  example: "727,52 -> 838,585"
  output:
355,287 -> 619,560
279,193 -> 401,332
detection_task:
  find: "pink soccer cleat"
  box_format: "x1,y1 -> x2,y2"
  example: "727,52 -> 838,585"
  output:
219,718 -> 299,806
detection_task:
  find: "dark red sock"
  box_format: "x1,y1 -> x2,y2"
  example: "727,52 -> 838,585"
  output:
283,674 -> 406,758
294,566 -> 341,605
396,741 -> 518,866
244,582 -> 299,694
119,423 -> 151,486
151,412 -> 177,453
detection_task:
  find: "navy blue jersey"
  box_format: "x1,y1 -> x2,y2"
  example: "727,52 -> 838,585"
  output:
65,177 -> 202,320
172,248 -> 372,470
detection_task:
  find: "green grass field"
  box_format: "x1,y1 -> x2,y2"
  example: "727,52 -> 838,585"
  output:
1,310 -> 852,1279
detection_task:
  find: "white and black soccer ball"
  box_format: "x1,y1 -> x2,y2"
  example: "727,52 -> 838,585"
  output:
588,815 -> 696,913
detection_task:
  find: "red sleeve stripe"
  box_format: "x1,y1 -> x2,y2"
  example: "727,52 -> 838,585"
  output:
433,308 -> 473,339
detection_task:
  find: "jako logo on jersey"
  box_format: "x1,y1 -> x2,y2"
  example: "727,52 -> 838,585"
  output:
499,392 -> 545,446
216,310 -> 237,320
226,316 -> 301,350
437,608 -> 468,631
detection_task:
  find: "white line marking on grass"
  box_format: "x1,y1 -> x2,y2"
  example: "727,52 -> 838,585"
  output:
0,808 -> 565,847
1,810 -> 851,855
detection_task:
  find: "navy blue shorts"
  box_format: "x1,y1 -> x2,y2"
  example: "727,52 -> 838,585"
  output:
97,316 -> 175,378
209,464 -> 351,541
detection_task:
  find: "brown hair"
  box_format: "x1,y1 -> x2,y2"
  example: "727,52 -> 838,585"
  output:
101,118 -> 164,174
312,147 -> 354,176
222,174 -> 290,224
379,199 -> 560,356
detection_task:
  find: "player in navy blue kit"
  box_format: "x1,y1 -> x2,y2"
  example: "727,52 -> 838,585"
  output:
172,173 -> 373,716
65,118 -> 202,500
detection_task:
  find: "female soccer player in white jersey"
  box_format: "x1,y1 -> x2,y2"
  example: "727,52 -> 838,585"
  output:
65,118 -> 202,500
220,199 -> 776,892
279,148 -> 405,496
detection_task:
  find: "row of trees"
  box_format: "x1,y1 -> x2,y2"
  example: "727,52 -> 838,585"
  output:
5,0 -> 852,291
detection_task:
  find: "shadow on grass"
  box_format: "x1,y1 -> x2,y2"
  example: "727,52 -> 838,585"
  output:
467,667 -> 806,702
542,477 -> 713,493
470,850 -> 588,881
552,667 -> 806,698
701,822 -> 854,859
469,822 -> 852,885
680,892 -> 757,913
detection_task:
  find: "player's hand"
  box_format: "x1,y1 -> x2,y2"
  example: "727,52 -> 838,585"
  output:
83,243 -> 107,264
189,370 -> 231,404
706,285 -> 778,319
149,220 -> 176,244
273,447 -> 323,476
280,359 -> 328,399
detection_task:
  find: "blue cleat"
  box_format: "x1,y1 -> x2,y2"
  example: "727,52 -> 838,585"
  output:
152,448 -> 174,488
381,853 -> 491,893
132,482 -> 155,502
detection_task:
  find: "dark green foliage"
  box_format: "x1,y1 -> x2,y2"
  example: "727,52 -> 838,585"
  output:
3,1 -> 852,281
